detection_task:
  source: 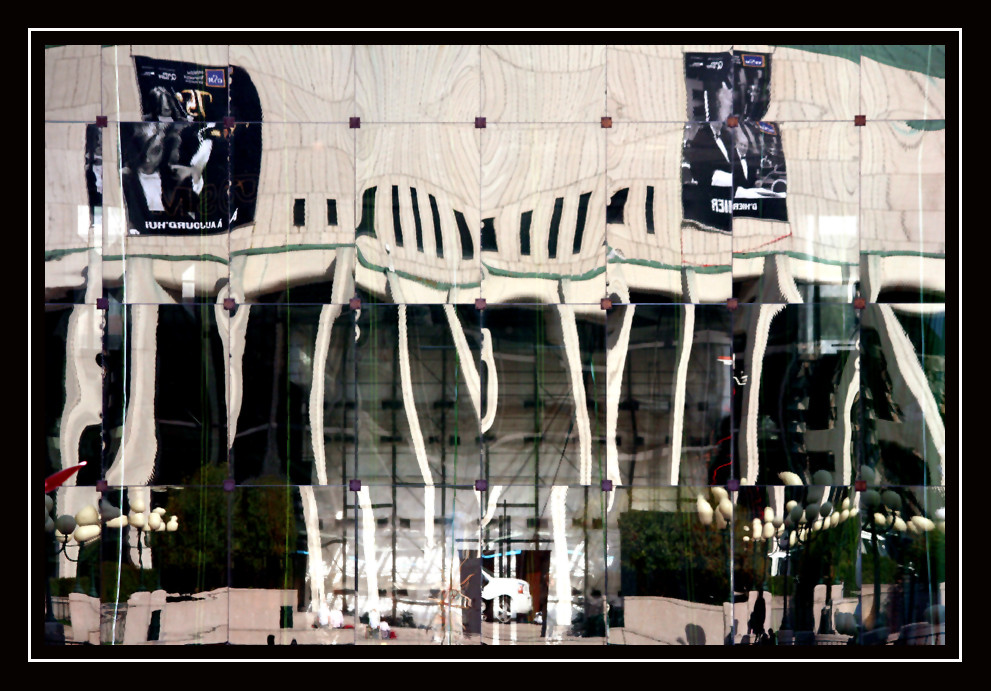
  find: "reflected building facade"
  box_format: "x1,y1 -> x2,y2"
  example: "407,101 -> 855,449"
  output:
40,43 -> 950,651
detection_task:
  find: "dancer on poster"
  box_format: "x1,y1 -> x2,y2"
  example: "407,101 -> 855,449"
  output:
119,56 -> 262,236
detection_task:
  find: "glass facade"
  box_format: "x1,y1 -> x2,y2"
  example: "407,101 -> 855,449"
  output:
39,42 -> 954,655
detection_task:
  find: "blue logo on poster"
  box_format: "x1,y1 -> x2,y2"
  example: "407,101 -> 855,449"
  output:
205,69 -> 226,88
741,54 -> 765,68
756,121 -> 777,135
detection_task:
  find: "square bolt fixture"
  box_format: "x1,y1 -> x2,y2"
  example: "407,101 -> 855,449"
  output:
726,116 -> 739,128
855,480 -> 867,492
601,116 -> 612,128
349,296 -> 362,311
854,297 -> 866,310
727,297 -> 739,311
349,117 -> 361,129
95,115 -> 108,128
475,298 -> 486,311
223,116 -> 236,128
96,297 -> 109,310
600,298 -> 613,311
223,478 -> 236,492
854,115 -> 866,126
601,479 -> 613,492
726,478 -> 740,492
223,297 -> 236,310
474,479 -> 488,492
475,117 -> 486,129
95,479 -> 109,493
349,479 -> 362,492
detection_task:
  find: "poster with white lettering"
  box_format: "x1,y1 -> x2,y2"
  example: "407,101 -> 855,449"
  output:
118,56 -> 262,236
681,51 -> 787,233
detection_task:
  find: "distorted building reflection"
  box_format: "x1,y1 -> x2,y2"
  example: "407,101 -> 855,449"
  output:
42,44 -> 949,650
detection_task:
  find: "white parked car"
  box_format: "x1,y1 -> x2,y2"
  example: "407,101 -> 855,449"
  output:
480,569 -> 532,623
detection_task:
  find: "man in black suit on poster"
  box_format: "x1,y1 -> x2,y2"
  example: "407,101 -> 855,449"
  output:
682,52 -> 788,233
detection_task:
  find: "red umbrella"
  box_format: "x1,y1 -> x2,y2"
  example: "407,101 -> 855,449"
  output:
44,462 -> 87,494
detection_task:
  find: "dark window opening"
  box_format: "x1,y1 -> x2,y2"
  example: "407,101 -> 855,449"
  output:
607,188 -> 629,224
547,197 -> 564,259
454,209 -> 474,259
327,199 -> 338,226
807,451 -> 835,477
411,187 -> 424,252
391,186 -> 404,247
645,185 -> 655,234
520,211 -> 532,256
293,199 -> 305,227
280,605 -> 293,629
428,194 -> 444,258
480,217 -> 498,252
573,191 -> 591,254
480,360 -> 489,418
355,187 -> 377,238
147,609 -> 161,641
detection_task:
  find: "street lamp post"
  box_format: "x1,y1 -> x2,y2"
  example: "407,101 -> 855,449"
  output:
45,491 -> 180,620
45,500 -> 104,598
125,497 -> 179,592
695,486 -> 734,643
856,467 -> 940,644
698,478 -> 859,646
769,470 -> 854,642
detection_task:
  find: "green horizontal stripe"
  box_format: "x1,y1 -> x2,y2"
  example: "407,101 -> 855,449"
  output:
230,243 -> 353,257
689,264 -> 733,275
906,119 -> 946,131
47,244 -> 356,263
355,247 -> 481,290
44,247 -> 90,261
735,249 -> 947,265
862,250 -> 945,259
47,250 -> 230,264
50,247 -> 944,270
776,45 -> 946,79
607,255 -> 732,274
862,44 -> 945,79
102,253 -> 229,264
481,263 -> 606,282
777,45 -> 863,66
733,250 -> 857,267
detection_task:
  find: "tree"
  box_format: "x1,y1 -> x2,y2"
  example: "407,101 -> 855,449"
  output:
155,466 -> 298,595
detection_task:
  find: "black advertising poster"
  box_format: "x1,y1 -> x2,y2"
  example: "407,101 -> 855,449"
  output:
681,51 -> 787,233
119,56 -> 262,236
